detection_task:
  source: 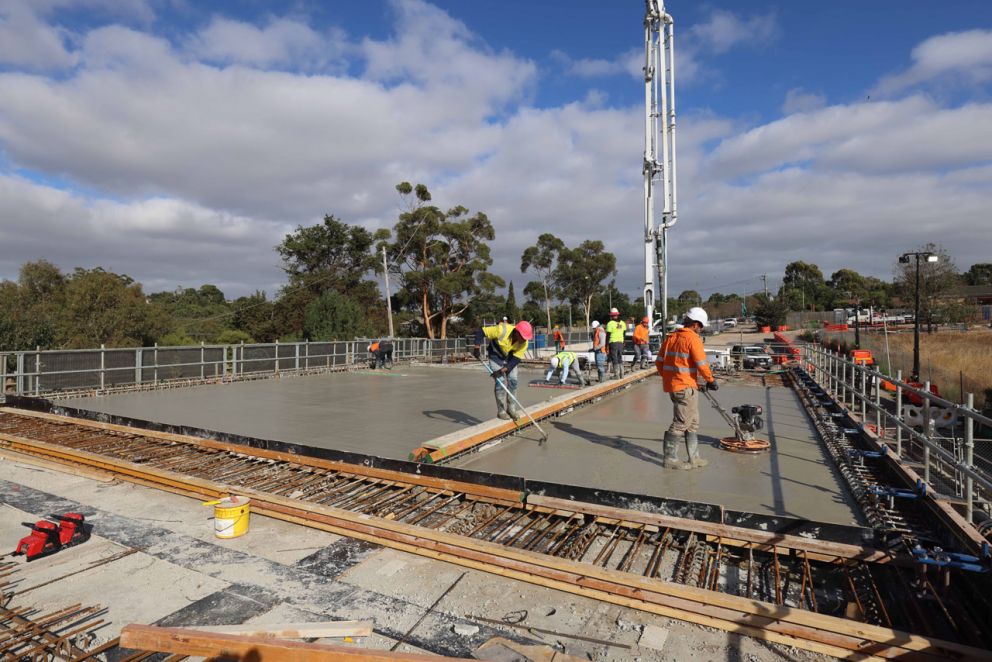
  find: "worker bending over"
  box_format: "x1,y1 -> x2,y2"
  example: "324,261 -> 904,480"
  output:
632,316 -> 651,369
546,350 -> 586,386
367,340 -> 394,369
474,321 -> 533,420
590,321 -> 608,383
605,308 -> 627,379
657,307 -> 718,470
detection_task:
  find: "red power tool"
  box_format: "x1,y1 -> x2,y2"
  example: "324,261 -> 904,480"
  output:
13,513 -> 90,562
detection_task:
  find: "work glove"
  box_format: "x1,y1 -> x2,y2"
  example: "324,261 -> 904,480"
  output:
492,366 -> 508,379
472,345 -> 481,359
707,381 -> 719,391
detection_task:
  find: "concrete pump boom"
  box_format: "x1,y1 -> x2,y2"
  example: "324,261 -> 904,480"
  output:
643,0 -> 678,330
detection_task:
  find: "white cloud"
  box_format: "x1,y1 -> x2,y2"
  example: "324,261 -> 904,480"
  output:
0,2 -> 75,69
188,17 -> 348,71
0,1 -> 989,304
875,29 -> 992,95
687,9 -> 778,55
0,174 -> 286,295
782,87 -> 826,114
550,48 -> 640,79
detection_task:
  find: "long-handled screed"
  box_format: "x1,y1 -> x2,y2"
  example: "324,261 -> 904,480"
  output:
475,354 -> 549,444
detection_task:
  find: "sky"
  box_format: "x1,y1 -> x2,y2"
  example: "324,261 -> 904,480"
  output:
0,0 -> 990,303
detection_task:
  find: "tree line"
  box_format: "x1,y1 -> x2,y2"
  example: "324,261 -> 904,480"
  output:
3,190 -> 987,351
0,182 -> 624,350
673,246 -> 990,329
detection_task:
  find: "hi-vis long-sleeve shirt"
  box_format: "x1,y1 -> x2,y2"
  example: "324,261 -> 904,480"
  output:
656,328 -> 714,393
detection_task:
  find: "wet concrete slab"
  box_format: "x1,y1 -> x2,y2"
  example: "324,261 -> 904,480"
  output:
455,380 -> 862,526
65,365 -> 551,460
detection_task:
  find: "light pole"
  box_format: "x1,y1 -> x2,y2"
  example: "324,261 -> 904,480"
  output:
899,251 -> 938,381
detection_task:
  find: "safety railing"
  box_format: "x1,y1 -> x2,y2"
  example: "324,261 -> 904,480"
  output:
1,337 -> 470,398
801,343 -> 992,525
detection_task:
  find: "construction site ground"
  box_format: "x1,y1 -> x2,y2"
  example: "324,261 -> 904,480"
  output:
1,329 -> 858,660
0,458 -> 827,661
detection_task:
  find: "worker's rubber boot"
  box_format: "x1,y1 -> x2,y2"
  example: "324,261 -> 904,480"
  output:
663,432 -> 683,470
496,397 -> 511,420
684,432 -> 709,469
596,369 -> 605,383
508,401 -> 525,421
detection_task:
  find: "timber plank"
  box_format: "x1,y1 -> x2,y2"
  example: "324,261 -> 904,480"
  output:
120,625 -> 470,661
189,620 -> 373,639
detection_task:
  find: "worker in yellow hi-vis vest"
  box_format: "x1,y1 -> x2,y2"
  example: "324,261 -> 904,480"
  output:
605,308 -> 627,379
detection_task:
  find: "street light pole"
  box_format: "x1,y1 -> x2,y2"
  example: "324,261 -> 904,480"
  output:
913,253 -> 922,380
899,251 -> 937,381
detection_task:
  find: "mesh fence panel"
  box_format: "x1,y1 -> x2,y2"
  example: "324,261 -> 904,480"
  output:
240,344 -> 277,373
38,350 -> 105,391
152,347 -> 224,380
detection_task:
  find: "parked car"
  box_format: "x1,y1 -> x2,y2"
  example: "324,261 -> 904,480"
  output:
730,344 -> 773,369
723,318 -> 738,328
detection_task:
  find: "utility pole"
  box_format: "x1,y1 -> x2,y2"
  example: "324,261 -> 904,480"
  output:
382,245 -> 394,338
761,274 -> 768,298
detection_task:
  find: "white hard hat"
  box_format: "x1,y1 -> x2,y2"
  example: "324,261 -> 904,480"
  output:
591,321 -> 600,328
609,307 -> 619,316
685,306 -> 709,327
550,357 -> 560,368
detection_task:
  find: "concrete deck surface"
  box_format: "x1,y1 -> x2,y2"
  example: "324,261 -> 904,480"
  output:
66,365 -> 552,459
0,457 -> 831,661
456,379 -> 862,526
63,362 -> 859,525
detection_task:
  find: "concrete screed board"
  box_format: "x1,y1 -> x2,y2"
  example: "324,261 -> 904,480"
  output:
65,365 -> 860,525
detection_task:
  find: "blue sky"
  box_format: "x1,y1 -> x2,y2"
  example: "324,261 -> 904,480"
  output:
0,0 -> 990,303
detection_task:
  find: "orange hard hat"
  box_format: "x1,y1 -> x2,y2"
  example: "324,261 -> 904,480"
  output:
514,320 -> 534,340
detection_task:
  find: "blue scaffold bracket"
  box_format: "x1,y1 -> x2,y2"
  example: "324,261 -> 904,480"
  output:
847,445 -> 888,460
912,546 -> 990,573
869,478 -> 925,501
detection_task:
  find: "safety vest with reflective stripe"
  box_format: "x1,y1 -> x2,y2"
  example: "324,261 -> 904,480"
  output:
482,324 -> 528,360
656,328 -> 714,393
553,351 -> 577,364
606,319 -> 626,343
592,327 -> 607,353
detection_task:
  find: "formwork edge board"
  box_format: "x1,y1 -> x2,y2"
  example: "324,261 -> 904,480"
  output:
0,405 -> 875,545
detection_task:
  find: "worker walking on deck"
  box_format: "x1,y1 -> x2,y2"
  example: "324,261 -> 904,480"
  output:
605,308 -> 626,379
632,316 -> 651,369
546,350 -> 586,386
591,321 -> 608,383
657,307 -> 718,470
552,325 -> 565,352
474,321 -> 533,420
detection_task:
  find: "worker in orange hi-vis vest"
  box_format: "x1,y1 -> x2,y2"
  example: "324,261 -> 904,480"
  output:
656,307 -> 718,470
632,316 -> 651,369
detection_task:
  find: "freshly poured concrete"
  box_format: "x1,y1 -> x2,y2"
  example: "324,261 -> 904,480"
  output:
456,380 -> 862,525
67,365 -> 550,459
66,365 -> 859,525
